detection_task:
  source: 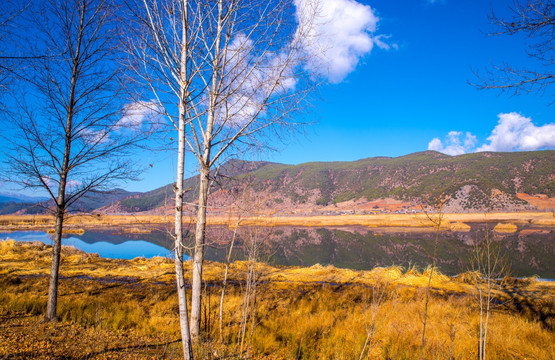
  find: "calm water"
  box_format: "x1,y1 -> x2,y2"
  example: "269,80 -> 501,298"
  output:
1,230 -> 173,259
2,224 -> 553,277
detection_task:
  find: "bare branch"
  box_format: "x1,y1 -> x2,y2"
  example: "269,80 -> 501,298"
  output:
472,0 -> 554,97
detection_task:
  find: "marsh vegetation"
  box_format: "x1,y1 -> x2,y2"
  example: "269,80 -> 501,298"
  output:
1,240 -> 553,359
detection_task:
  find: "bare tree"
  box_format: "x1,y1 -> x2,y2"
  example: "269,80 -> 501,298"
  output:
124,0 -> 201,356
357,278 -> 396,360
3,0 -> 144,322
182,0 -> 319,338
470,224 -> 508,360
419,196 -> 447,360
128,0 -> 321,346
473,0 -> 554,97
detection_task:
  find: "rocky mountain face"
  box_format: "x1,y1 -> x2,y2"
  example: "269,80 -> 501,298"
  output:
7,151 -> 555,215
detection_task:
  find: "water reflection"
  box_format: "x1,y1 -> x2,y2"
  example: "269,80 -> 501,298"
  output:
1,224 -> 553,277
1,230 -> 171,260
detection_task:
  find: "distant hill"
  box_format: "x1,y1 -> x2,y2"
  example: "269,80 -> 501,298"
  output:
0,193 -> 49,215
103,150 -> 554,215
0,193 -> 48,204
3,151 -> 554,215
7,189 -> 139,215
101,159 -> 276,213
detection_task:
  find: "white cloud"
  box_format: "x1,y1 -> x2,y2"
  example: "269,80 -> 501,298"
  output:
81,128 -> 109,144
216,34 -> 300,127
214,0 -> 391,127
373,34 -> 399,51
477,112 -> 555,152
295,0 -> 391,83
119,100 -> 162,130
427,113 -> 555,155
66,179 -> 82,189
428,131 -> 477,156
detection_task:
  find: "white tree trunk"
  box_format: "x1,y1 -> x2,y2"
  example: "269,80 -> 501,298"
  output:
190,166 -> 210,337
174,110 -> 194,359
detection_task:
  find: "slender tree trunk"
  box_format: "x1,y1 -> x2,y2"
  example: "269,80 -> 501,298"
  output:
45,207 -> 65,321
174,120 -> 194,359
190,0 -> 223,338
174,7 -> 194,353
44,3 -> 83,321
479,287 -> 484,360
246,286 -> 257,359
174,121 -> 194,359
191,165 -> 210,337
420,203 -> 443,360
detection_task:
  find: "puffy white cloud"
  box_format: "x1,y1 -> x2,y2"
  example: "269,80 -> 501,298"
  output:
428,131 -> 477,156
477,112 -> 555,152
427,138 -> 443,151
119,100 -> 162,130
215,0 -> 391,128
295,0 -> 391,83
427,113 -> 554,156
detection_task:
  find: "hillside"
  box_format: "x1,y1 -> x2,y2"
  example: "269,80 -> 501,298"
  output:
5,150 -> 554,215
0,193 -> 49,215
11,189 -> 139,215
102,150 -> 554,215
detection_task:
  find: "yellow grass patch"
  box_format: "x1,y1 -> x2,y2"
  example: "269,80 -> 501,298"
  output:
494,222 -> 518,233
450,222 -> 471,231
121,227 -> 153,234
47,228 -> 85,235
1,212 -> 554,231
1,240 -> 554,359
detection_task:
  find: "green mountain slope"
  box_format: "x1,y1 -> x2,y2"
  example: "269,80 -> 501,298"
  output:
238,151 -> 553,209
92,150 -> 555,214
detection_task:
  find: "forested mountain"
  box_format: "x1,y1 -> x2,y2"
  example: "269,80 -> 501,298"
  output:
6,151 -> 554,215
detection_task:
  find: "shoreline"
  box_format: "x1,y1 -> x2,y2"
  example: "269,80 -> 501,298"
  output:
1,211 -> 553,231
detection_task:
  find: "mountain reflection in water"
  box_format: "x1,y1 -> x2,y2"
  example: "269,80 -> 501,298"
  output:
2,224 -> 553,278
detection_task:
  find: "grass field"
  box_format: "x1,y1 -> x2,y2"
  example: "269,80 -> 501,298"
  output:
1,240 -> 554,359
1,211 -> 553,231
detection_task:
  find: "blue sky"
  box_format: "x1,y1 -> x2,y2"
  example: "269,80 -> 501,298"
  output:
268,0 -> 553,161
1,0 -> 553,195
133,0 -> 553,193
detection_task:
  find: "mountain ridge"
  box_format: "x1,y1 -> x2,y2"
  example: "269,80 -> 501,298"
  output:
5,150 -> 555,215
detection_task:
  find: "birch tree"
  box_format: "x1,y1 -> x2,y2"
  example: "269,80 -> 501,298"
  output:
3,0 -> 144,321
471,226 -> 508,360
184,0 -> 319,338
129,0 -> 321,346
125,0 -> 198,357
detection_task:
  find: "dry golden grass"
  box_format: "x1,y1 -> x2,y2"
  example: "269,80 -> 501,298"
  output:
449,222 -> 471,231
493,222 -> 518,233
46,228 -> 85,235
1,211 -> 554,232
121,227 -> 153,234
1,240 -> 554,359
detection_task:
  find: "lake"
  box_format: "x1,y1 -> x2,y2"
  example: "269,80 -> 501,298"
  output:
2,223 -> 553,278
